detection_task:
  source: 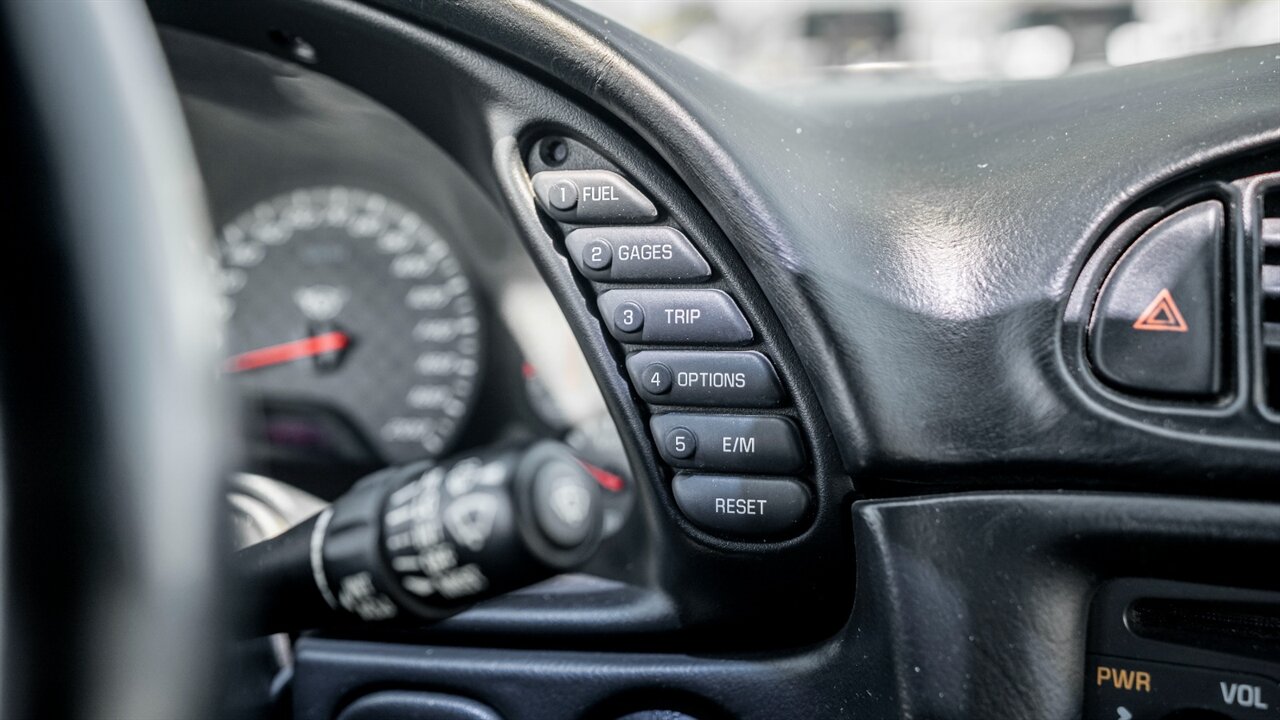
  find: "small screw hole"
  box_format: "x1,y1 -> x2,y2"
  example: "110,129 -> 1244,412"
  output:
269,30 -> 318,65
540,138 -> 569,166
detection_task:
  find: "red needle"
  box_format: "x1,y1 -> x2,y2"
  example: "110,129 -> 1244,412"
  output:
224,331 -> 350,373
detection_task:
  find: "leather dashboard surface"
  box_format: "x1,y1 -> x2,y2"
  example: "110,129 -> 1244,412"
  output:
366,0 -> 1280,484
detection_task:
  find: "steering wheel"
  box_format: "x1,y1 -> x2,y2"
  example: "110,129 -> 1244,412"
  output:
2,2 -> 224,718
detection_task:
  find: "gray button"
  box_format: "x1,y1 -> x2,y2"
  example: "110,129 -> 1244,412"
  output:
566,226 -> 710,282
663,426 -> 696,459
650,414 -> 805,474
673,474 -> 810,538
581,238 -> 612,270
531,458 -> 597,548
613,300 -> 644,333
627,351 -> 782,407
532,170 -> 657,224
598,289 -> 751,344
639,362 -> 673,395
547,179 -> 578,210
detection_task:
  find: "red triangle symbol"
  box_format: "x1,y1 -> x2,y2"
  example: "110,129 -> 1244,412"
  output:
1132,288 -> 1188,332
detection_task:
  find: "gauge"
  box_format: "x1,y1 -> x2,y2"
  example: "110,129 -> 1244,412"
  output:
218,186 -> 482,465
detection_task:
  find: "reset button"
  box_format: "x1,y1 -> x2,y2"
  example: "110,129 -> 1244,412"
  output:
672,474 -> 810,538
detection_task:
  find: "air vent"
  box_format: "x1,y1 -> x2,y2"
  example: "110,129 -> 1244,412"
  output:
1263,190 -> 1279,411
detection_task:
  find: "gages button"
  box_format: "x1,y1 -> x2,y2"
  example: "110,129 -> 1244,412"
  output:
566,226 -> 710,282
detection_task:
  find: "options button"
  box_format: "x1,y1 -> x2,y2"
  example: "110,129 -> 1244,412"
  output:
627,350 -> 782,407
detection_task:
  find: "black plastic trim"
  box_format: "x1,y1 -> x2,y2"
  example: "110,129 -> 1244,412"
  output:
295,492 -> 1280,719
151,0 -> 853,642
1063,165 -> 1280,449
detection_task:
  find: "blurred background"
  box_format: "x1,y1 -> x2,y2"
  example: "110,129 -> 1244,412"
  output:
577,0 -> 1280,86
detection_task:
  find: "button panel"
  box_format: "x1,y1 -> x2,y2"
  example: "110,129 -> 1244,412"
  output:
528,154 -> 814,540
532,170 -> 658,224
566,226 -> 710,282
651,413 -> 804,474
627,350 -> 782,407
673,474 -> 810,537
598,289 -> 752,345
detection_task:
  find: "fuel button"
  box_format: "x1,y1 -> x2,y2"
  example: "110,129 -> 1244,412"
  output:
531,170 -> 658,224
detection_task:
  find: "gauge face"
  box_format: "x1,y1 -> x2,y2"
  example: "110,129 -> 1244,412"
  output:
218,186 -> 482,464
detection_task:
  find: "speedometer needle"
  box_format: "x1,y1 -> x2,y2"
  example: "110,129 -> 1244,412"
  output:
225,331 -> 351,373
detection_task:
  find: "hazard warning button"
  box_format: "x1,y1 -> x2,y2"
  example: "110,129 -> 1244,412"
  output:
1089,200 -> 1223,397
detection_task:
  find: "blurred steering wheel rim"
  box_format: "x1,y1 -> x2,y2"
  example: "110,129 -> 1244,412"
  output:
1,2 -> 227,718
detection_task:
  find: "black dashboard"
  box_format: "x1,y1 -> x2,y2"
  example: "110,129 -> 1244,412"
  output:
137,1 -> 1280,718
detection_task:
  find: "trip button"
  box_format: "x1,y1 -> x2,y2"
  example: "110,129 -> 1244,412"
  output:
531,170 -> 658,224
627,351 -> 783,407
650,413 -> 805,474
565,226 -> 710,282
1089,200 -> 1223,397
598,289 -> 752,344
672,474 -> 810,538
612,300 -> 644,334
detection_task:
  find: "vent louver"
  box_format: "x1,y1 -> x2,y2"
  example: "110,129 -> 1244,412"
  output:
1263,193 -> 1279,410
